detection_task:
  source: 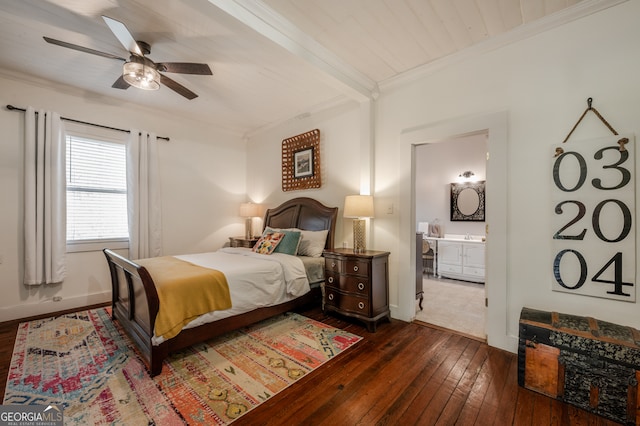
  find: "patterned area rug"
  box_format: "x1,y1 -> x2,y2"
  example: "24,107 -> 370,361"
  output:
4,308 -> 361,424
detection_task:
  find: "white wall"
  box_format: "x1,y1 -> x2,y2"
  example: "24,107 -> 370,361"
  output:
2,2 -> 638,357
246,100 -> 364,247
0,73 -> 246,321
415,133 -> 487,236
375,1 -> 640,352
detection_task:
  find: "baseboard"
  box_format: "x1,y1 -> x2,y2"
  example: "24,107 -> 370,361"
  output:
389,303 -> 407,322
0,291 -> 111,323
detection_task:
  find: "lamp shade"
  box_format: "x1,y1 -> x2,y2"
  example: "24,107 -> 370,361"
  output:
344,195 -> 374,218
239,202 -> 262,218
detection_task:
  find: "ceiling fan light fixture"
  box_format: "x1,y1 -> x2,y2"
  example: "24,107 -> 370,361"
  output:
122,61 -> 160,90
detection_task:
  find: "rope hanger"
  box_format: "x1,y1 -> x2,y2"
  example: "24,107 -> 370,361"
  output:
556,98 -> 628,157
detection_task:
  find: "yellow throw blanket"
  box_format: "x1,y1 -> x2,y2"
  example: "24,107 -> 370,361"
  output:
136,256 -> 232,340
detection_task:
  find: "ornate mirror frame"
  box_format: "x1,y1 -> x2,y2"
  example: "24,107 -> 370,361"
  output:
450,181 -> 486,221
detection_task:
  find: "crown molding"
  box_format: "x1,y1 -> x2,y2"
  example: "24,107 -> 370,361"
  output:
379,0 -> 629,92
243,95 -> 356,140
0,69 -> 247,137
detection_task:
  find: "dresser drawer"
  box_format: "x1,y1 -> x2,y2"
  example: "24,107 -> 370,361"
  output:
325,289 -> 370,316
324,257 -> 369,277
326,272 -> 369,295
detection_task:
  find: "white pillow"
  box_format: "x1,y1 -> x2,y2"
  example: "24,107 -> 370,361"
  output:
296,229 -> 329,257
264,226 -> 329,257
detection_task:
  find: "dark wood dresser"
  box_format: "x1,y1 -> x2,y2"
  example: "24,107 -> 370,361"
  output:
323,248 -> 390,332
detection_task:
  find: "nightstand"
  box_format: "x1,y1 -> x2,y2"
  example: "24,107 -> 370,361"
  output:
323,248 -> 390,332
229,236 -> 259,248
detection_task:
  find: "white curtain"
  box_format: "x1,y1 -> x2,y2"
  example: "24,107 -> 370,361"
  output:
24,107 -> 66,285
127,130 -> 162,259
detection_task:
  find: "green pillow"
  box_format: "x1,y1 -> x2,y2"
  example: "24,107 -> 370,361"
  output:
264,227 -> 302,255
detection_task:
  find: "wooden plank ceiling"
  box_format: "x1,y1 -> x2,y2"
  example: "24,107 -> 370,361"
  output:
0,0 -> 596,134
262,0 -> 582,82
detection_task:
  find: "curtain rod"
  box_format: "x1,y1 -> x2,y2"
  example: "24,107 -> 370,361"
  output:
5,104 -> 170,142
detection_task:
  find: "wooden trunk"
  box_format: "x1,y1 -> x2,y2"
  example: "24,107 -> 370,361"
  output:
518,307 -> 640,425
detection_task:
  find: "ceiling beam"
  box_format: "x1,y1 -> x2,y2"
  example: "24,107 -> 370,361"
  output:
206,0 -> 377,102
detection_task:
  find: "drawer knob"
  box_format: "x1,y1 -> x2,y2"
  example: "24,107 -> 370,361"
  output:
353,266 -> 359,272
331,262 -> 336,268
328,293 -> 334,301
358,302 -> 365,310
328,277 -> 334,284
357,282 -> 365,291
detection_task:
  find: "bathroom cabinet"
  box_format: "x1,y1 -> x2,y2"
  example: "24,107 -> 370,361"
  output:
437,240 -> 485,283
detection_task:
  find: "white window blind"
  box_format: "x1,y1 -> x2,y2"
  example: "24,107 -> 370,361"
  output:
66,135 -> 128,242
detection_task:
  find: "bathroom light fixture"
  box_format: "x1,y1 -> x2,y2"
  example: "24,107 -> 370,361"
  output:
459,170 -> 475,179
239,202 -> 263,239
344,195 -> 374,253
123,59 -> 160,90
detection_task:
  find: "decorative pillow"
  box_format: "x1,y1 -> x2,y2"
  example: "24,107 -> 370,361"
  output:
296,229 -> 329,257
252,232 -> 284,255
263,227 -> 302,255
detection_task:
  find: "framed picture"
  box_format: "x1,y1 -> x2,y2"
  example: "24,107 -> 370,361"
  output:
294,147 -> 314,178
282,129 -> 321,191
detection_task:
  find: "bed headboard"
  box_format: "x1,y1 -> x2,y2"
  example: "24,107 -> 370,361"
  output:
263,197 -> 338,250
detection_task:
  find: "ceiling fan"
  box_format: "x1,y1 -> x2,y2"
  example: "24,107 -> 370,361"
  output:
43,16 -> 212,100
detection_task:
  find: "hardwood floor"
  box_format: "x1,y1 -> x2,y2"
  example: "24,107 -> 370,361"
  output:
0,305 -> 622,425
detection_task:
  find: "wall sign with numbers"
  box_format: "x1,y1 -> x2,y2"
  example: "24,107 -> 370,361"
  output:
551,135 -> 635,301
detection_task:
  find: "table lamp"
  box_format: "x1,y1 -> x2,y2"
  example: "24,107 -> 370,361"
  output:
239,202 -> 262,239
344,195 -> 374,253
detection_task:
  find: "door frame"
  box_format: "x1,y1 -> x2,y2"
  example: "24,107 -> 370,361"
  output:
396,110 -> 515,352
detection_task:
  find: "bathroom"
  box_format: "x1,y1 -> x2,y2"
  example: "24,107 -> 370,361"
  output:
414,132 -> 488,339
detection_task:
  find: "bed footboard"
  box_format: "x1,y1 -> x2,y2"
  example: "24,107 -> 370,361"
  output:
103,249 -> 166,375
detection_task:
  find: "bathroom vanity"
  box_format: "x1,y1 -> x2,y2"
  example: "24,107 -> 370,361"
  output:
436,234 -> 485,283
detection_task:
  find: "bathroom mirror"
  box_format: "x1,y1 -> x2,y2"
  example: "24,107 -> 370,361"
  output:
450,181 -> 485,221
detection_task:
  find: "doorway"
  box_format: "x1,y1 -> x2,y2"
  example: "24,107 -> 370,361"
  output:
397,110 -> 509,352
413,132 -> 488,339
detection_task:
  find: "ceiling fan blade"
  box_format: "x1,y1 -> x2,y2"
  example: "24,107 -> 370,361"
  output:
156,62 -> 213,75
112,75 -> 130,89
102,15 -> 142,56
43,36 -> 127,61
160,74 -> 198,100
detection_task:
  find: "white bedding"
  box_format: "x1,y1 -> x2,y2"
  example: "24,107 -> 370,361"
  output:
151,247 -> 310,345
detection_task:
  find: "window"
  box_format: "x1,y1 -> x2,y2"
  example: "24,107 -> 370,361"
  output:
66,132 -> 128,250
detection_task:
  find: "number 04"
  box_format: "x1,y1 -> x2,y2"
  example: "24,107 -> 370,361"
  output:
554,250 -> 632,296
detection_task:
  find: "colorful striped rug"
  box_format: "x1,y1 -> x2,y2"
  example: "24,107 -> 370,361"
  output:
4,308 -> 361,424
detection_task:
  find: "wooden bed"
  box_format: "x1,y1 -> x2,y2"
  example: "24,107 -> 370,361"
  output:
103,197 -> 338,376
